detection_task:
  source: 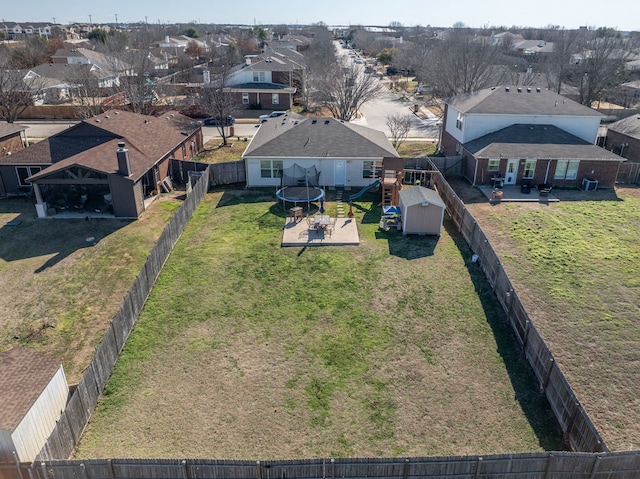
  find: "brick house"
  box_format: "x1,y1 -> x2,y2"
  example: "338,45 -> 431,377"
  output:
605,114 -> 640,164
440,85 -> 624,188
0,110 -> 202,218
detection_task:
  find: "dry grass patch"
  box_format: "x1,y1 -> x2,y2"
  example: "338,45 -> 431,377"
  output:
75,188 -> 561,459
0,194 -> 182,381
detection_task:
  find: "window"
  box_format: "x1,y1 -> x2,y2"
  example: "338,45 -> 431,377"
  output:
272,93 -> 279,105
260,160 -> 283,178
455,142 -> 463,155
15,166 -> 41,187
242,93 -> 249,105
488,159 -> 500,171
252,71 -> 265,82
362,160 -> 382,178
523,159 -> 536,179
456,112 -> 464,130
554,160 -> 579,180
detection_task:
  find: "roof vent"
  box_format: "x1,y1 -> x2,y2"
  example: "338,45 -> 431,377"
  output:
536,87 -> 541,93
324,120 -> 330,124
114,111 -> 119,114
505,87 -> 510,92
95,119 -> 101,123
527,87 -> 531,92
105,115 -> 110,119
517,87 -> 522,93
312,119 -> 317,124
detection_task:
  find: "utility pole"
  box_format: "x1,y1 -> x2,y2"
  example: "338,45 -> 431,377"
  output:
52,17 -> 56,25
114,13 -> 118,28
88,14 -> 92,26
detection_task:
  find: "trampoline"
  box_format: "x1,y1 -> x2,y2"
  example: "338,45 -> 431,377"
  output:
276,186 -> 325,203
276,163 -> 325,210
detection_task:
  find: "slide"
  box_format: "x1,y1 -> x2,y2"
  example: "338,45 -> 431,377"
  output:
349,180 -> 381,202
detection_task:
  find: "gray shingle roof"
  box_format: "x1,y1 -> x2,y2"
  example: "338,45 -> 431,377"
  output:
243,117 -> 398,159
0,123 -> 27,139
399,186 -> 445,209
446,86 -> 603,117
607,114 -> 640,140
465,124 -> 623,160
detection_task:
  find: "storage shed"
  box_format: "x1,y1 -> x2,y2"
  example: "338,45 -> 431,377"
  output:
399,186 -> 446,236
0,349 -> 68,463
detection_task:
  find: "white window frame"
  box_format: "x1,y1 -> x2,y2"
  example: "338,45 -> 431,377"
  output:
362,160 -> 382,178
15,166 -> 41,187
487,159 -> 500,171
456,112 -> 464,130
242,93 -> 249,105
272,93 -> 279,105
554,160 -> 579,180
455,142 -> 463,155
523,159 -> 536,179
252,71 -> 265,82
260,160 -> 283,178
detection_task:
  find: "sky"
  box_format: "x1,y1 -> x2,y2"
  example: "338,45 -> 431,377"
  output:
2,0 -> 638,32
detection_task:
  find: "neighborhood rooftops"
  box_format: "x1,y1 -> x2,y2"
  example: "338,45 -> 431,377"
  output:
446,85 -> 604,117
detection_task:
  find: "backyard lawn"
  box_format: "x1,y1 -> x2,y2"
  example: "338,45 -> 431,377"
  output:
0,194 -> 182,382
462,185 -> 640,451
75,188 -> 561,459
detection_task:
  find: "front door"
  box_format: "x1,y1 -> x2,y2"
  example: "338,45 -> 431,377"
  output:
505,159 -> 518,185
334,160 -> 346,187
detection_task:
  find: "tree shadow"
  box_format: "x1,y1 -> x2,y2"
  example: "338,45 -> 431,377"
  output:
444,219 -> 565,451
376,228 -> 437,259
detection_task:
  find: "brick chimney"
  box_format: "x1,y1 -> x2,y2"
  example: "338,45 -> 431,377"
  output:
116,141 -> 131,177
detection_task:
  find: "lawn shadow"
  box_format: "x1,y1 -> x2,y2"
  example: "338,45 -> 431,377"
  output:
376,229 -> 437,259
0,199 -> 130,271
444,219 -> 565,451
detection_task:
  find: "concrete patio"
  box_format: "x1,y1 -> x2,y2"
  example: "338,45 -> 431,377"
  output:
281,217 -> 360,247
478,185 -> 560,203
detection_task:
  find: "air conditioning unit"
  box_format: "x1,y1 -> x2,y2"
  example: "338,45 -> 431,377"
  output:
582,178 -> 598,191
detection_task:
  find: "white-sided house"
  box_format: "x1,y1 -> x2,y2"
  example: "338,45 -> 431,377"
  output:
399,186 -> 446,236
0,349 -> 69,464
439,85 -> 624,188
243,116 -> 399,188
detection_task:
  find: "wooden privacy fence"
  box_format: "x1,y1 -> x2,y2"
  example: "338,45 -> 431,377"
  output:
15,451 -> 640,479
208,160 -> 246,186
431,166 -> 607,453
32,167 -> 210,463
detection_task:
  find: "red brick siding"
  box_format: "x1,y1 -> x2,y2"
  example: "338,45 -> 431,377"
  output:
606,130 -> 640,164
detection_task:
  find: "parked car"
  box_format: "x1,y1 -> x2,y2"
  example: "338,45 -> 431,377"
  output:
203,115 -> 235,126
259,111 -> 287,122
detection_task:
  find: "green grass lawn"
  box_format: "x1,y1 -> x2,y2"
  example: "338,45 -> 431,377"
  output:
465,187 -> 640,451
74,188 -> 561,459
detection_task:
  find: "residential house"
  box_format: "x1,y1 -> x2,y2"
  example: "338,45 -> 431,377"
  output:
0,110 -> 202,218
440,85 -> 624,188
620,80 -> 640,108
243,116 -> 399,188
605,114 -> 640,164
224,54 -> 299,110
24,63 -> 118,103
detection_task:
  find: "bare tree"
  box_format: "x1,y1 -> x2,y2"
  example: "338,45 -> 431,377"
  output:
198,49 -> 239,146
296,25 -> 334,111
386,113 -> 412,150
571,29 -> 630,106
64,65 -> 106,119
419,27 -> 502,97
0,56 -> 47,122
314,60 -> 382,121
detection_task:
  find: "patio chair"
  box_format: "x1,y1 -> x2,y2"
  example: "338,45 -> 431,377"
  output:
538,183 -> 553,197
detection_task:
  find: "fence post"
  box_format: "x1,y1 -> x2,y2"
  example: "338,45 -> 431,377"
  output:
80,463 -> 88,479
522,319 -> 531,350
588,455 -> 601,479
107,459 -> 115,479
543,358 -> 555,392
12,452 -> 24,479
331,458 -> 335,479
40,462 -> 47,479
474,457 -> 482,479
543,453 -> 554,479
403,458 -> 409,479
256,461 -> 262,479
182,459 -> 189,479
